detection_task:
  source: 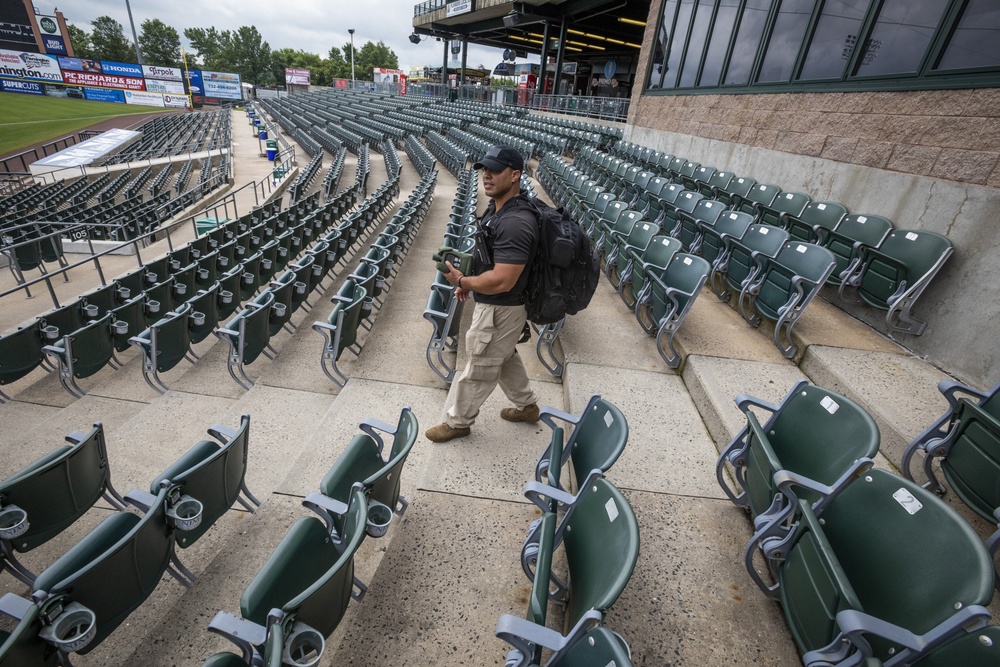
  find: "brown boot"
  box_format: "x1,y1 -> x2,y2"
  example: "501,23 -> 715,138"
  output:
500,403 -> 540,423
425,422 -> 471,442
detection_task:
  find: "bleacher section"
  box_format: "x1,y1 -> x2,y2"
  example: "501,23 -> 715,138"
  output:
0,94 -> 994,667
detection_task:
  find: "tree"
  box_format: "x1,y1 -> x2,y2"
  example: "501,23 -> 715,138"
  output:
139,19 -> 181,68
271,48 -> 326,87
229,26 -> 272,87
89,16 -> 133,63
338,40 -> 399,81
184,26 -> 227,70
326,46 -> 352,80
66,23 -> 95,60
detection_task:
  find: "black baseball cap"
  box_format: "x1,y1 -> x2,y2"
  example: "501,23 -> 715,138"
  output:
473,145 -> 524,172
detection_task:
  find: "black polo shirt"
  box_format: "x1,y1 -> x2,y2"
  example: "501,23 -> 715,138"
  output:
473,194 -> 538,306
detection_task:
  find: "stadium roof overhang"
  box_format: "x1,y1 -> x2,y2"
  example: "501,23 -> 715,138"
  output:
412,0 -> 649,62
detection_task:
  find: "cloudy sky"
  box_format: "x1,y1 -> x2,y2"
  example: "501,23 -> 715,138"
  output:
46,0 -> 532,72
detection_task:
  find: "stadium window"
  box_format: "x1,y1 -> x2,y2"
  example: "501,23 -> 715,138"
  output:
723,0 -> 771,85
699,0 -> 741,87
664,0 -> 698,88
798,0 -> 871,81
936,0 -> 1000,71
648,0 -> 675,88
757,0 -> 814,83
679,0 -> 716,87
853,0 -> 949,77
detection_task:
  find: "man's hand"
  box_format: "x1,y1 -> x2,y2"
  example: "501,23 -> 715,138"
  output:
444,261 -> 463,287
455,286 -> 469,302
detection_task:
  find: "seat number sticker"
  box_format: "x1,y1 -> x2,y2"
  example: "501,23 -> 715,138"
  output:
905,232 -> 919,241
820,396 -> 840,414
604,410 -> 614,428
605,498 -> 619,522
893,488 -> 923,514
857,215 -> 867,223
760,227 -> 768,234
796,244 -> 807,253
683,257 -> 693,265
817,203 -> 826,210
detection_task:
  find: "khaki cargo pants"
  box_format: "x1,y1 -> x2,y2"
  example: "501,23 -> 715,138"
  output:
445,302 -> 538,429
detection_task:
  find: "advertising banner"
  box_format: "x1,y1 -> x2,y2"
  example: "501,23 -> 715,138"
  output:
201,70 -> 242,100
0,78 -> 41,94
163,94 -> 190,108
186,69 -> 203,94
59,56 -> 102,73
284,67 -> 310,86
83,87 -> 125,103
0,49 -> 61,81
145,78 -> 185,94
62,70 -> 145,91
142,64 -> 182,81
41,35 -> 66,55
124,90 -> 165,107
100,60 -> 143,77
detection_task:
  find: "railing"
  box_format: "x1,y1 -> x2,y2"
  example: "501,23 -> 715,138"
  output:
530,94 -> 630,121
0,173 -> 33,197
414,0 -> 447,17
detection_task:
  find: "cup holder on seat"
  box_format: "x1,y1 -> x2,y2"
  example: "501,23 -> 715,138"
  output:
366,500 -> 392,538
165,495 -> 203,531
0,505 -> 28,540
282,621 -> 325,667
39,602 -> 97,653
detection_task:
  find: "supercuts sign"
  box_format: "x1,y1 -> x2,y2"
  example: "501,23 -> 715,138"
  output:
62,70 -> 145,91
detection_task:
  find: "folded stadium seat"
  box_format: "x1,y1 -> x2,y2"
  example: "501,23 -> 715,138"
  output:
674,198 -> 727,252
28,484 -> 175,664
184,283 -> 221,349
661,189 -> 705,239
496,475 -> 639,667
664,156 -> 687,180
714,175 -> 757,210
838,227 -> 953,336
349,251 -> 387,316
313,280 -> 368,388
0,593 -> 60,665
215,239 -> 237,272
42,313 -> 118,398
735,183 -> 781,222
570,182 -> 608,223
79,282 -> 127,319
36,300 -> 86,341
715,380 -> 879,592
598,208 -> 642,273
638,253 -> 711,369
683,164 -> 716,193
582,193 -> 618,239
607,218 -> 659,289
0,322 -> 50,404
782,200 -> 848,244
188,234 -> 210,260
819,213 -> 894,287
238,251 -> 263,302
647,182 -> 685,228
700,169 -> 735,199
760,468 -> 994,667
698,209 -> 755,272
737,241 -> 837,358
711,224 -> 789,301
141,255 -> 172,287
172,262 -> 198,303
423,275 -> 464,383
0,423 -> 126,585
166,245 -> 191,271
757,190 -> 811,228
132,414 -> 259,586
902,378 -> 1000,581
216,267 -> 243,320
286,260 -> 316,314
202,486 -> 368,667
256,276 -> 295,338
216,291 -> 276,390
258,239 -> 279,284
534,394 -> 629,492
130,302 -> 197,394
303,406 -> 418,539
620,235 -> 682,311
273,230 -> 295,272
114,268 -> 147,304
142,278 -> 175,325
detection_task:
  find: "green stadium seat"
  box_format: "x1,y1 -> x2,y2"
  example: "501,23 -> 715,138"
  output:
620,234 -> 682,311
130,302 -> 195,394
711,224 -> 789,301
313,280 -> 368,387
638,253 -> 711,368
535,394 -> 629,492
216,291 -> 276,390
0,322 -> 49,404
42,313 -> 117,398
0,593 -> 60,665
822,213 -> 893,287
784,200 -> 848,244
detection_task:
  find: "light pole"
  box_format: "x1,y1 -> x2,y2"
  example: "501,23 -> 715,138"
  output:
348,28 -> 356,89
125,0 -> 142,64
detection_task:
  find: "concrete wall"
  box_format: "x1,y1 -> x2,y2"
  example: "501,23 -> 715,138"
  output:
617,0 -> 1000,389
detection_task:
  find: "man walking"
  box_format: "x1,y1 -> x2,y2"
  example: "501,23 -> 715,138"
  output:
425,145 -> 540,443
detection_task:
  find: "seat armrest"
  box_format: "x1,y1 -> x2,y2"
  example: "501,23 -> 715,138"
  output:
125,488 -> 159,512
538,405 -> 581,431
522,481 -> 576,513
359,417 -> 397,455
0,592 -> 33,621
207,610 -> 266,660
